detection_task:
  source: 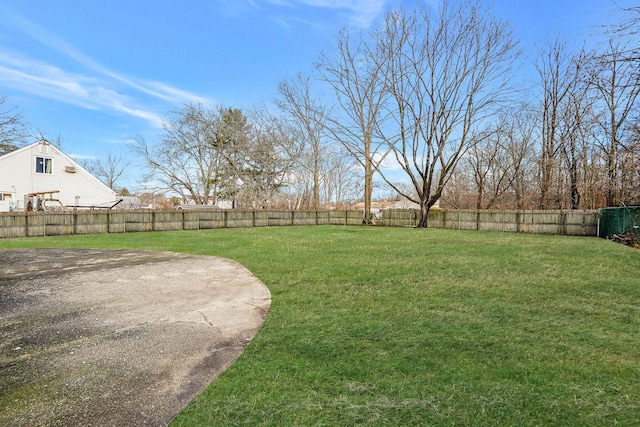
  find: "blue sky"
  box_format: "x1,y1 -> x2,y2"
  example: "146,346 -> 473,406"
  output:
0,0 -> 627,190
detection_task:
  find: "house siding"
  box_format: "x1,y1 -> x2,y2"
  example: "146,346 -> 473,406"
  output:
0,140 -> 117,210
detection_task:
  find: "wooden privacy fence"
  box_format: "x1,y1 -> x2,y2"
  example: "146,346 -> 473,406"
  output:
379,209 -> 598,236
0,208 -> 599,239
0,209 -> 364,238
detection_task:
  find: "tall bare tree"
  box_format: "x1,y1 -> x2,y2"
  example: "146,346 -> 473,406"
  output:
502,107 -> 538,210
277,74 -> 329,210
537,39 -> 575,209
316,27 -> 391,223
373,1 -> 519,227
587,39 -> 640,206
558,50 -> 594,210
621,121 -> 640,204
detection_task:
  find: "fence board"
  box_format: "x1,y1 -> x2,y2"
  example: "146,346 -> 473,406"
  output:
0,214 -> 27,238
292,211 -> 317,226
381,209 -> 598,236
225,210 -> 256,228
316,211 -> 330,225
1,209 -> 598,239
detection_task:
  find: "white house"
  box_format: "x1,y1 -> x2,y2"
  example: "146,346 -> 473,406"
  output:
0,140 -> 117,211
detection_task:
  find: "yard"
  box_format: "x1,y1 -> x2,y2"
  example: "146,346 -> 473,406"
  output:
1,226 -> 638,426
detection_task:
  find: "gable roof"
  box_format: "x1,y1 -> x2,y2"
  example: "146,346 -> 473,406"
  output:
0,139 -> 112,188
0,139 -> 117,208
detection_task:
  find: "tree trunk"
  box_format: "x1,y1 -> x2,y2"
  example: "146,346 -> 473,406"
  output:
416,200 -> 430,228
539,158 -> 552,209
363,133 -> 373,224
606,138 -> 617,207
313,157 -> 320,210
569,162 -> 580,210
570,182 -> 580,209
363,162 -> 373,224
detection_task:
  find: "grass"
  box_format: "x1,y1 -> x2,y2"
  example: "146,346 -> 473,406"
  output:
1,226 -> 639,426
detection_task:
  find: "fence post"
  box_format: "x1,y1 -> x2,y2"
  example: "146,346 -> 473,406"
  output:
557,211 -> 567,235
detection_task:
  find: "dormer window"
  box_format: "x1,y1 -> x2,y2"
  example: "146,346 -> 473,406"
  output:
36,156 -> 53,174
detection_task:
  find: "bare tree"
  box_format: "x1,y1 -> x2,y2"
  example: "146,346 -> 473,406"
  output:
502,107 -> 538,210
467,126 -> 512,210
611,1 -> 640,61
321,146 -> 361,207
0,96 -> 28,155
282,141 -> 360,209
537,39 -> 575,209
451,106 -> 539,210
587,39 -> 640,206
133,103 -> 230,205
441,168 -> 475,209
558,51 -> 594,210
621,121 -> 640,204
83,152 -> 131,190
277,74 -> 329,210
229,109 -> 301,208
315,27 -> 391,223
373,1 -> 519,227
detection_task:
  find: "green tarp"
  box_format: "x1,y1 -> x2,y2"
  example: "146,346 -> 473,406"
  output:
598,206 -> 640,239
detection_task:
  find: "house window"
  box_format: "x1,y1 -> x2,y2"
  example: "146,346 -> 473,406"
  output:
36,157 -> 53,174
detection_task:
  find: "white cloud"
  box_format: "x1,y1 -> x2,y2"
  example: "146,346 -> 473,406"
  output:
144,82 -> 213,106
109,103 -> 165,129
0,51 -> 166,127
373,150 -> 404,171
262,0 -> 388,27
298,0 -> 386,26
68,153 -> 98,161
0,9 -> 213,128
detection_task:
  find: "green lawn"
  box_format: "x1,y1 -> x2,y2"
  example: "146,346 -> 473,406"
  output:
2,226 -> 639,426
